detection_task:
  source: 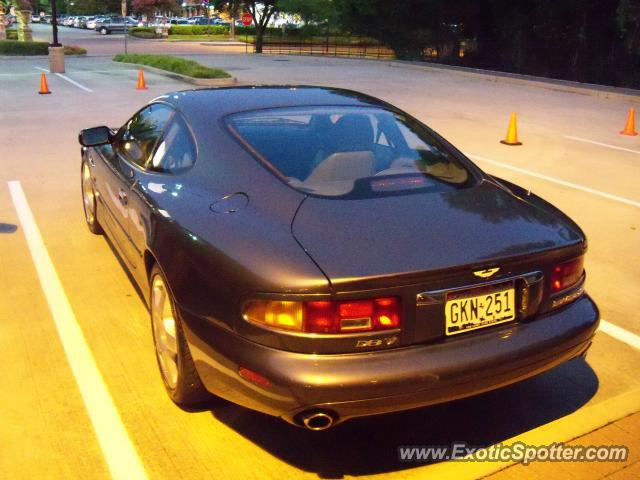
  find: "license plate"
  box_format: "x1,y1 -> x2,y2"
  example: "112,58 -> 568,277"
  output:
445,285 -> 516,336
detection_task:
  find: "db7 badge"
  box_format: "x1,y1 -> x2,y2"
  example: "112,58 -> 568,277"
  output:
356,336 -> 398,348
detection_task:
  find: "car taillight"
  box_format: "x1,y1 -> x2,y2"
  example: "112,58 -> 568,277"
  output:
243,297 -> 401,334
549,256 -> 584,293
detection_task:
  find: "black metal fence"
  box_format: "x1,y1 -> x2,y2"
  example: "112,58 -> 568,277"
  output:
260,36 -> 396,60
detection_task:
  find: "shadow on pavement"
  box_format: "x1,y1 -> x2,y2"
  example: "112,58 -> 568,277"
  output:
211,358 -> 598,478
0,223 -> 18,234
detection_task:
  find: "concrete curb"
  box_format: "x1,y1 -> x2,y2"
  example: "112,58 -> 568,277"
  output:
113,61 -> 237,87
199,41 -> 246,46
387,60 -> 640,102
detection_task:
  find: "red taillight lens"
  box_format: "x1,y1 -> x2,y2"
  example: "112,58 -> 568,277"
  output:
246,297 -> 401,334
549,257 -> 584,293
373,297 -> 401,329
304,301 -> 338,333
304,297 -> 401,333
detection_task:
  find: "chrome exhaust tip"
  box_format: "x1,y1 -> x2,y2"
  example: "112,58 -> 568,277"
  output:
300,411 -> 336,431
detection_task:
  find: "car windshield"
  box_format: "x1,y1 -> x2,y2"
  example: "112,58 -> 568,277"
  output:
227,106 -> 476,198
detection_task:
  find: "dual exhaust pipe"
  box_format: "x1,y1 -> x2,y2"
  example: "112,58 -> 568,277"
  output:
299,410 -> 337,431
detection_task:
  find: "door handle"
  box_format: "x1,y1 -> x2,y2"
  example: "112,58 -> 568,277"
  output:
88,156 -> 96,167
118,189 -> 128,205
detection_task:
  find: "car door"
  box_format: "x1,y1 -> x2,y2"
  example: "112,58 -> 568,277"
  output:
100,103 -> 174,269
125,110 -> 198,274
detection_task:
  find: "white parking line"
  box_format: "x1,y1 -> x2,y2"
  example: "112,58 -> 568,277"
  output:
467,153 -> 640,209
564,135 -> 640,155
600,320 -> 640,350
34,66 -> 93,92
7,181 -> 147,480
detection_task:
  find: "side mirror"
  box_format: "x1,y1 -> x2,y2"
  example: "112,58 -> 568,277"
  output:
79,126 -> 112,147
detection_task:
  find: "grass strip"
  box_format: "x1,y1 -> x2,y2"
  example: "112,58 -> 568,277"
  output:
113,53 -> 231,79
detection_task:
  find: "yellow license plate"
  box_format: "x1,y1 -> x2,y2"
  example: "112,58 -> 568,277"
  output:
445,287 -> 516,336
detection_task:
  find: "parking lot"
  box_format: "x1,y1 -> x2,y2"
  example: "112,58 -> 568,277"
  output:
29,22 -> 245,56
1,25 -> 639,479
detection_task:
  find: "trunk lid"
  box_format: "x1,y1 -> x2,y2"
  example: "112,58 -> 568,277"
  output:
292,181 -> 583,290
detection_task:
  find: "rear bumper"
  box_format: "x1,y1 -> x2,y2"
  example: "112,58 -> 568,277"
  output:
181,294 -> 599,426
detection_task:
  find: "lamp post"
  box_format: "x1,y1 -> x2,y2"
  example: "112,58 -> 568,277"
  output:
122,0 -> 128,54
50,0 -> 60,46
49,0 -> 65,73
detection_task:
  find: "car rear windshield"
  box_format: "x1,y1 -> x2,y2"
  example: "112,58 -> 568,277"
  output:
227,106 -> 477,198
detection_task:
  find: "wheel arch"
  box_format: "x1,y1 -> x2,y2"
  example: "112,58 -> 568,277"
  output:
144,249 -> 157,282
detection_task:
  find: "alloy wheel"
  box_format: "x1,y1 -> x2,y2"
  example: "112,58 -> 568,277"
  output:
151,274 -> 179,389
81,162 -> 96,225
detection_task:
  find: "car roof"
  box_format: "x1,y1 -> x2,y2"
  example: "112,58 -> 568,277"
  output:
155,86 -> 394,122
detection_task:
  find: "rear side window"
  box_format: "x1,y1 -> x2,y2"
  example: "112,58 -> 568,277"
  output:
227,106 -> 475,198
148,115 -> 197,173
115,104 -> 173,168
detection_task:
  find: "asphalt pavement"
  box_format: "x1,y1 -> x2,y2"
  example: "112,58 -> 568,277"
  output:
30,22 -> 246,56
1,23 -> 639,480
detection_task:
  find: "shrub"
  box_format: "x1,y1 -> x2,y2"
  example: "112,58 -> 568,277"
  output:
129,30 -> 158,39
168,25 -> 229,36
0,40 -> 48,55
113,53 -> 231,79
64,45 -> 87,55
128,27 -> 157,39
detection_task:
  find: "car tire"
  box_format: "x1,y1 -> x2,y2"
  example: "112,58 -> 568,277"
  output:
149,264 -> 212,406
81,160 -> 103,235
100,27 -> 108,35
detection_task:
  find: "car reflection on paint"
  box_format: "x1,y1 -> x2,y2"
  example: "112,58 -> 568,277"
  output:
78,86 -> 599,430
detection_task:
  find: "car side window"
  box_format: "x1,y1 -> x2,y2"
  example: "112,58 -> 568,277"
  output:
115,104 -> 173,168
147,114 -> 197,173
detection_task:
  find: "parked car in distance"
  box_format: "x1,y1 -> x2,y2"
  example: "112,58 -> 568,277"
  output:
31,15 -> 41,23
95,16 -> 136,34
194,17 -> 218,25
78,16 -> 95,28
86,17 -> 105,30
78,86 -> 599,431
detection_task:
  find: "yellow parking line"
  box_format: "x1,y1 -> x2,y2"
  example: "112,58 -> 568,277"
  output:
8,180 -> 147,480
399,386 -> 640,479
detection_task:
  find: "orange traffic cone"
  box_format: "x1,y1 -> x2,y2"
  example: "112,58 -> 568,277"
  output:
136,69 -> 148,90
620,107 -> 638,136
38,72 -> 51,95
500,112 -> 522,146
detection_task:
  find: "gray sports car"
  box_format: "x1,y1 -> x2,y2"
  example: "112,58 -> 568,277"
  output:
79,86 -> 598,430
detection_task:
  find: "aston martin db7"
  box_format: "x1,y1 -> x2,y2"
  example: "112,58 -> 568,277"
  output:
79,86 -> 599,430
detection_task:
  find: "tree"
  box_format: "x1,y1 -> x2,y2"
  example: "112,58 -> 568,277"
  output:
334,0 -> 443,60
216,1 -> 280,53
244,0 -> 278,53
131,0 -> 179,16
278,0 -> 336,25
213,0 -> 241,40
